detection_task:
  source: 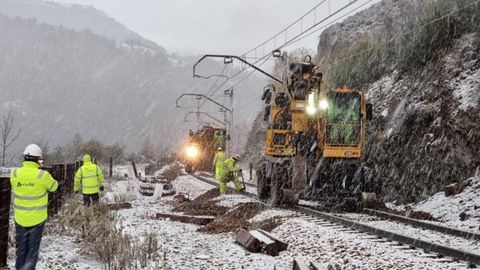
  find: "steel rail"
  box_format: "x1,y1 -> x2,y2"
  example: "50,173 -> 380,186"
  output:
363,208 -> 480,242
295,205 -> 480,266
190,171 -> 479,265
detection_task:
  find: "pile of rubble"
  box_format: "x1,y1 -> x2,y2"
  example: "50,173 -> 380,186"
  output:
154,187 -> 290,257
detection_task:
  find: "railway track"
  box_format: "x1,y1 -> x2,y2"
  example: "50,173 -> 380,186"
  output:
190,172 -> 480,267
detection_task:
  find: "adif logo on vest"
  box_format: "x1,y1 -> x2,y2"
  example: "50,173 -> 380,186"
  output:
17,182 -> 34,188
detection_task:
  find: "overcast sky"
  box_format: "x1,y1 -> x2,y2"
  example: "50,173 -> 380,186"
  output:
49,0 -> 379,55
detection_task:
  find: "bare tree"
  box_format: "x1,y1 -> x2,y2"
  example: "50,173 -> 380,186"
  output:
0,111 -> 21,166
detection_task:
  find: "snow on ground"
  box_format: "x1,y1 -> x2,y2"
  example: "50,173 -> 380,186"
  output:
7,232 -> 103,270
8,165 -> 477,269
271,217 -> 470,270
412,177 -> 480,232
112,164 -> 147,178
111,173 -> 283,269
249,209 -> 296,223
153,163 -> 174,177
212,194 -> 257,208
172,174 -> 215,199
336,213 -> 480,256
113,172 -> 476,269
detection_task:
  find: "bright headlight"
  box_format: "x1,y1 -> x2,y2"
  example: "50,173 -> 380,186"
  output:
306,105 -> 317,115
319,99 -> 328,110
186,145 -> 199,158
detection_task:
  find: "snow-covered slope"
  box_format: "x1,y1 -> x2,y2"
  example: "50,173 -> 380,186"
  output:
413,177 -> 480,232
0,0 -> 159,49
0,12 -> 263,157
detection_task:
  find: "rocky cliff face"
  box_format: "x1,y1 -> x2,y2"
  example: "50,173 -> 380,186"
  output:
362,33 -> 480,203
244,0 -> 480,203
316,0 -> 429,69
242,111 -> 267,164
319,0 -> 480,203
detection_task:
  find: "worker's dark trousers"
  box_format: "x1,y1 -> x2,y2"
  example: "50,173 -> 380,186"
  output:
83,193 -> 99,207
15,222 -> 45,270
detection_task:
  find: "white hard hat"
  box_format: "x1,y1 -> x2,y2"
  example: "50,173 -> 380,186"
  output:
232,154 -> 241,161
23,144 -> 42,158
217,147 -> 223,151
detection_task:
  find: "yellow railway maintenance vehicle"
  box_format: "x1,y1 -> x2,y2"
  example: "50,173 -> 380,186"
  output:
256,54 -> 380,210
183,125 -> 226,174
193,53 -> 380,210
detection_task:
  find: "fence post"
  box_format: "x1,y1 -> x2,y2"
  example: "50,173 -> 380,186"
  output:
109,157 -> 113,178
66,163 -> 75,194
249,163 -> 253,180
0,170 -> 11,267
46,164 -> 68,215
131,161 -> 138,179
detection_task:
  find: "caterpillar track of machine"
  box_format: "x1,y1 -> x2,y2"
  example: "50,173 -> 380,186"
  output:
256,53 -> 380,210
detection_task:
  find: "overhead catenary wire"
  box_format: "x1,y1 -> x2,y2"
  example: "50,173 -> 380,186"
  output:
213,0 -> 371,92
278,0 -> 376,50
241,0 -> 330,58
177,0 -> 480,158
211,0 -> 374,92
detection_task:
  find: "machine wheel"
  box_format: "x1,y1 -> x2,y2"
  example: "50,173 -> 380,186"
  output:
256,160 -> 270,200
270,160 -> 291,205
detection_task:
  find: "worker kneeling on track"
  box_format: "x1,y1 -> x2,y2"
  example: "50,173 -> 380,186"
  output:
10,144 -> 58,270
213,147 -> 225,180
218,154 -> 243,194
74,154 -> 105,206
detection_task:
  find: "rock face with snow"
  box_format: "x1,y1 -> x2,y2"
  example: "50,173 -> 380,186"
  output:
319,0 -> 480,203
244,0 -> 479,204
322,1 -> 480,203
361,34 -> 480,202
413,177 -> 480,232
316,0 -> 431,68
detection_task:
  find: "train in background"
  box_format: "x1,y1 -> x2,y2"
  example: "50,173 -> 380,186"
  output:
182,125 -> 227,173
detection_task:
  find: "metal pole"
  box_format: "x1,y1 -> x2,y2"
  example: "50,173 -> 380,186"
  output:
131,161 -> 138,179
109,157 -> 113,178
0,175 -> 11,267
249,163 -> 253,180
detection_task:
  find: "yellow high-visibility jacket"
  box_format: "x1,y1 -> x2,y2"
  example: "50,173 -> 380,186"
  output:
10,161 -> 58,227
74,154 -> 104,194
219,157 -> 240,181
213,151 -> 225,179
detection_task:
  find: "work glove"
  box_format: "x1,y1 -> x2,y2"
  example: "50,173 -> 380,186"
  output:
99,186 -> 104,192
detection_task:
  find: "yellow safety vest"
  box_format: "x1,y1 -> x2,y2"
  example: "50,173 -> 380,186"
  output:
10,161 -> 58,227
219,158 -> 240,180
74,161 -> 104,194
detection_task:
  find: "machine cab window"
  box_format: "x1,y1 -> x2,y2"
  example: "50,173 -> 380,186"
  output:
325,92 -> 361,146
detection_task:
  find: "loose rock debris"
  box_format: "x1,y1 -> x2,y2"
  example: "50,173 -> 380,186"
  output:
251,216 -> 285,232
173,193 -> 191,204
192,187 -> 221,202
155,213 -> 215,225
198,202 -> 266,234
173,201 -> 229,217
